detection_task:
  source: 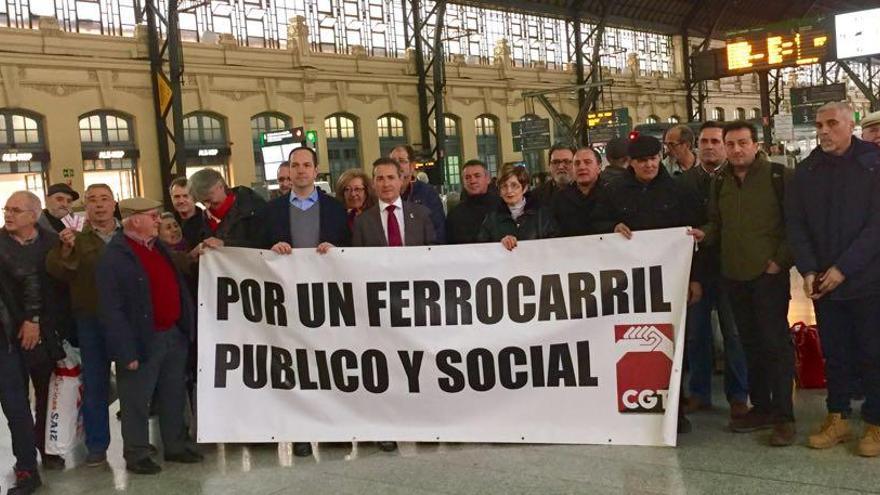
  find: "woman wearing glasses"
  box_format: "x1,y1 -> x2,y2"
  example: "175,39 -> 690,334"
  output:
478,165 -> 558,250
334,169 -> 376,232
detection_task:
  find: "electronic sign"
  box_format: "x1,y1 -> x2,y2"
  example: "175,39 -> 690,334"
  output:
725,18 -> 833,73
835,8 -> 880,59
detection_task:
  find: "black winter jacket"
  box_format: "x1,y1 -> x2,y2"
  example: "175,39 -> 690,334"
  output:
477,197 -> 559,242
196,186 -> 268,248
786,137 -> 880,300
0,237 -> 40,350
446,191 -> 504,244
551,182 -> 605,237
593,166 -> 705,282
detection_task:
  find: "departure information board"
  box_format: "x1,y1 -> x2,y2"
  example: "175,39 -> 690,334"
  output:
725,18 -> 833,73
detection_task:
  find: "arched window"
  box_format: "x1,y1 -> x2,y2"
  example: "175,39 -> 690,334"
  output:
475,114 -> 501,177
79,111 -> 139,200
324,113 -> 360,183
713,107 -> 726,122
251,112 -> 291,185
377,114 -> 407,157
645,115 -> 660,124
751,108 -> 761,119
735,107 -> 746,121
0,109 -> 48,209
443,115 -> 463,189
183,112 -> 230,180
667,115 -> 680,124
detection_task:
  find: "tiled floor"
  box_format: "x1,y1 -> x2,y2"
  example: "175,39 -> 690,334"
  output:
2,390 -> 877,495
1,271 -> 874,495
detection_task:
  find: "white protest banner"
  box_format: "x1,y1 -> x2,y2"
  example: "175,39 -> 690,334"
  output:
197,228 -> 693,446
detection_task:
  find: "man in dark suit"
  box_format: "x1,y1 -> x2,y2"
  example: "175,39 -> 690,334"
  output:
265,147 -> 350,258
352,157 -> 435,248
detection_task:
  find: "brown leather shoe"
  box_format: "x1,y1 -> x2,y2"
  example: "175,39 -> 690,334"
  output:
729,400 -> 749,419
729,410 -> 776,433
770,422 -> 796,447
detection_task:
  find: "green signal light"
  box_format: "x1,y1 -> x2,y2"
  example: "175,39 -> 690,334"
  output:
306,130 -> 317,143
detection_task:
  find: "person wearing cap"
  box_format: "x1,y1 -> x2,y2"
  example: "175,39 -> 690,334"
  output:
692,120 -> 796,446
551,146 -> 605,237
45,183 -> 120,467
96,197 -> 202,475
1,190 -> 70,471
39,183 -> 82,234
860,110 -> 880,146
787,102 -> 880,457
677,121 -> 750,420
601,136 -> 630,186
593,133 -> 704,434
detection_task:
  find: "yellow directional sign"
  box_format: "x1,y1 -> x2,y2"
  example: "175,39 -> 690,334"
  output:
156,74 -> 172,115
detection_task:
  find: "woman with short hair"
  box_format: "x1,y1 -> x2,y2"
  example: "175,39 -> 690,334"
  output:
334,168 -> 375,231
478,165 -> 558,250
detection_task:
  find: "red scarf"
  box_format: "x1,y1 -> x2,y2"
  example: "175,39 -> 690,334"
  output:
206,192 -> 236,232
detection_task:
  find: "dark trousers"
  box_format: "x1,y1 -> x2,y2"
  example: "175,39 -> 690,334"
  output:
686,280 -> 749,404
24,358 -> 53,457
117,328 -> 190,464
0,347 -> 38,471
814,295 -> 880,425
77,316 -> 112,455
724,271 -> 795,422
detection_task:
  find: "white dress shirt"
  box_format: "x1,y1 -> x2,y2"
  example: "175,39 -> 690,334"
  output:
377,197 -> 405,246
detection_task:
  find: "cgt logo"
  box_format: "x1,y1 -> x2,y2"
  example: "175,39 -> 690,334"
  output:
615,324 -> 674,413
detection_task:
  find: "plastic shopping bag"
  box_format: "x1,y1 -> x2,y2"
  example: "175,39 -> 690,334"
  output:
45,342 -> 85,456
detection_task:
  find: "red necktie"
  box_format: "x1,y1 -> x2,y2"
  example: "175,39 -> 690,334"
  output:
386,204 -> 402,247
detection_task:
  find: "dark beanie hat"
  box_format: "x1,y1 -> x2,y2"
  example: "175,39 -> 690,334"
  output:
627,133 -> 662,159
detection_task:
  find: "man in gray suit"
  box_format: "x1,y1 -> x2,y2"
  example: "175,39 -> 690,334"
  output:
350,157 -> 433,453
352,157 -> 435,248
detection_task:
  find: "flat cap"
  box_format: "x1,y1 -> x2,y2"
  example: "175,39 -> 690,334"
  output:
627,133 -> 662,159
862,110 -> 880,129
118,197 -> 162,219
46,183 -> 79,202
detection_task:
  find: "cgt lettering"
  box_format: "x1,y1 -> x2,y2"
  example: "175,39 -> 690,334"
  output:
621,389 -> 668,413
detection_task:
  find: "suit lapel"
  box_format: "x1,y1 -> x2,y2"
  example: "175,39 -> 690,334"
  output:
402,202 -> 416,246
371,206 -> 387,246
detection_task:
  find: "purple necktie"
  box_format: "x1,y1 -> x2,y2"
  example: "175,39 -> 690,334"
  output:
386,204 -> 402,247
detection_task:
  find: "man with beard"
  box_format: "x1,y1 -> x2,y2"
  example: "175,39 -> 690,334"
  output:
532,143 -> 574,204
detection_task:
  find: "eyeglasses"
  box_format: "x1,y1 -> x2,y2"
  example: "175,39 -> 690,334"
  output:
2,207 -> 32,215
663,141 -> 684,148
343,186 -> 366,194
277,177 -> 292,183
549,159 -> 572,166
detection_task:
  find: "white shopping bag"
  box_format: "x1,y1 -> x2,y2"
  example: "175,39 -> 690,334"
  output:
45,343 -> 85,457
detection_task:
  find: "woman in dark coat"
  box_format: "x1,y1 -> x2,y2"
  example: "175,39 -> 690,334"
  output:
478,165 -> 558,250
